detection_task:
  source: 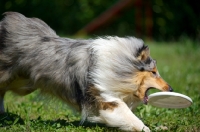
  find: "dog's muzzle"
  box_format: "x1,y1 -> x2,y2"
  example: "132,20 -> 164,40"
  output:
168,85 -> 173,92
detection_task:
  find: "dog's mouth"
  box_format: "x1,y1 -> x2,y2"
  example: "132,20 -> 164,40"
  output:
143,86 -> 173,104
143,87 -> 154,105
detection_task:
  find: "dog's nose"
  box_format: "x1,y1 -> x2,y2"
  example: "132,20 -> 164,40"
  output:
168,85 -> 173,92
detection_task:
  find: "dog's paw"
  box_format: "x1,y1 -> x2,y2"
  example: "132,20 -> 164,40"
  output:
132,125 -> 150,132
142,126 -> 150,132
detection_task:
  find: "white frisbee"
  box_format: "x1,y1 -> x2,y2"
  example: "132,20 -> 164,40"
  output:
148,92 -> 193,108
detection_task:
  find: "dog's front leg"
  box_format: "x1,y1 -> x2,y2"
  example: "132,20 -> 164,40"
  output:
88,97 -> 150,132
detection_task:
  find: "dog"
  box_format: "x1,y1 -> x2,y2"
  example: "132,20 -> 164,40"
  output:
0,12 -> 173,131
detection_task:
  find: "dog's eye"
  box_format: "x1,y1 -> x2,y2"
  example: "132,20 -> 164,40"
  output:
151,71 -> 157,76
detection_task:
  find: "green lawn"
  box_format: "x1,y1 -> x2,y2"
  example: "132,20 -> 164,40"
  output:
1,40 -> 200,132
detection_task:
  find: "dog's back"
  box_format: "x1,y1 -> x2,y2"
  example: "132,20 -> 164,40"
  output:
0,12 -> 58,87
0,12 -> 91,111
0,12 -> 58,81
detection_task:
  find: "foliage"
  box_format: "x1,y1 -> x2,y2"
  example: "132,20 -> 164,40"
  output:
0,40 -> 200,131
0,0 -> 117,35
0,0 -> 199,40
152,0 -> 200,40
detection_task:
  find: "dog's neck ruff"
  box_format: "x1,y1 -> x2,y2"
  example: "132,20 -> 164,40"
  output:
89,37 -> 154,95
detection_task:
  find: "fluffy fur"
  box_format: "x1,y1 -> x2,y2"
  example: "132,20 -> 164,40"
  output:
0,12 -> 173,132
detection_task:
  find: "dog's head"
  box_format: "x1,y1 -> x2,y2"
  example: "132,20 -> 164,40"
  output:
132,45 -> 173,104
92,37 -> 173,104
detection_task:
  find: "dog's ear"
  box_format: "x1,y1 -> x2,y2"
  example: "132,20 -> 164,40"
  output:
137,46 -> 150,61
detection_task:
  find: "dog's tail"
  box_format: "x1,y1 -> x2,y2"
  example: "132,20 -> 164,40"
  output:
0,12 -> 58,49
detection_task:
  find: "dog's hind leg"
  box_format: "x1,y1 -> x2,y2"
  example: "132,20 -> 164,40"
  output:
0,71 -> 12,114
88,98 -> 150,132
0,91 -> 5,114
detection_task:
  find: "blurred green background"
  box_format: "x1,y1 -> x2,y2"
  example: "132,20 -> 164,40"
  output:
0,1 -> 200,131
0,0 -> 199,41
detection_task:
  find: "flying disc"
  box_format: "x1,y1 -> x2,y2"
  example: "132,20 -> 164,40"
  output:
148,92 -> 193,108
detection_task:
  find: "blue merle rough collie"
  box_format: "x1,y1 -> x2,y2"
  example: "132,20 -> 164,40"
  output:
0,12 -> 173,131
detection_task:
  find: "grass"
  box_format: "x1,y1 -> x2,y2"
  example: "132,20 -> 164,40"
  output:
1,39 -> 200,132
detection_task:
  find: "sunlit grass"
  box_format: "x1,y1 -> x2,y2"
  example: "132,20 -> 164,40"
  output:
1,40 -> 200,131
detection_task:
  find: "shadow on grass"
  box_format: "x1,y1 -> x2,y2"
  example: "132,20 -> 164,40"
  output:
0,113 -> 25,127
0,112 -> 106,129
29,117 -> 106,129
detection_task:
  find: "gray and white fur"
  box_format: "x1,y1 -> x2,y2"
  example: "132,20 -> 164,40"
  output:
0,12 -> 163,132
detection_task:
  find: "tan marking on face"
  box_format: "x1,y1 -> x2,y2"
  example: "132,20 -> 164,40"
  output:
152,67 -> 157,73
154,77 -> 170,91
132,68 -> 170,100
